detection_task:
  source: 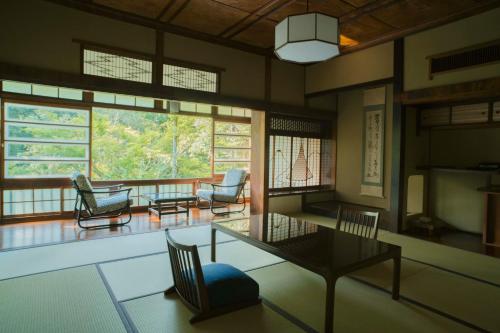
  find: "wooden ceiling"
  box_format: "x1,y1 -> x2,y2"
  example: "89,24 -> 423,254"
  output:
56,0 -> 500,54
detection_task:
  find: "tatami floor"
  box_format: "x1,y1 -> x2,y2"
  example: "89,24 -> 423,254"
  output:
1,212 -> 499,333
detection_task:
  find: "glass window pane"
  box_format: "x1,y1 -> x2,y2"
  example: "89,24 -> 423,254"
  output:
214,135 -> 251,148
136,97 -> 155,108
34,188 -> 61,201
232,107 -> 245,117
215,122 -> 251,135
34,200 -> 60,213
3,202 -> 34,215
92,108 -> 212,180
2,81 -> 32,94
214,148 -> 251,161
180,102 -> 196,112
6,142 -> 88,160
214,162 -> 250,174
3,189 -> 33,202
218,106 -> 231,116
197,104 -> 212,114
6,161 -> 88,178
5,103 -> 89,126
59,88 -> 83,100
6,123 -> 89,143
94,92 -> 115,104
32,84 -> 58,98
115,94 -> 136,106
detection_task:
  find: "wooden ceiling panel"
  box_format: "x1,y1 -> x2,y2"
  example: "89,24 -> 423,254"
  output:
170,0 -> 249,35
232,19 -> 276,48
340,14 -> 394,42
214,0 -> 274,13
340,0 -> 378,7
372,0 -> 483,29
93,0 -> 167,19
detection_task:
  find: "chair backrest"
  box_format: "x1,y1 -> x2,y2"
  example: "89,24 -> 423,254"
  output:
165,229 -> 209,312
70,172 -> 98,211
336,206 -> 380,239
221,169 -> 247,197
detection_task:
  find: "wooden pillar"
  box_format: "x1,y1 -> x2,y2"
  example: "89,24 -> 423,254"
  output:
154,30 -> 164,86
390,38 -> 405,233
250,111 -> 269,215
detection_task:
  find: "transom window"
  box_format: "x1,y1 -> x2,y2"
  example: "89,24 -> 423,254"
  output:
83,49 -> 153,84
163,64 -> 218,93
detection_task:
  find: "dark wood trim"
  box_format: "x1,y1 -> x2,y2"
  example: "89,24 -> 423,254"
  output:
219,0 -> 284,37
305,77 -> 394,98
156,0 -> 176,20
265,56 -> 272,102
400,76 -> 500,105
0,62 -> 335,120
44,0 -> 270,56
73,38 -> 154,61
340,0 -> 500,55
166,0 -> 190,24
225,0 -> 296,39
340,0 -> 400,24
389,38 -> 405,233
154,30 -> 164,86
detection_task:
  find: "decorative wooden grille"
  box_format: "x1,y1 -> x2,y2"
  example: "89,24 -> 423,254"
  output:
163,64 -> 218,93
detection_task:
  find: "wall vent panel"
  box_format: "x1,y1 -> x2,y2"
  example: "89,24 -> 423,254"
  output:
429,40 -> 500,77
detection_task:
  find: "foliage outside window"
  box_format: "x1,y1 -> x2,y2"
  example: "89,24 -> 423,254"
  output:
213,121 -> 251,174
91,108 -> 212,180
4,103 -> 90,178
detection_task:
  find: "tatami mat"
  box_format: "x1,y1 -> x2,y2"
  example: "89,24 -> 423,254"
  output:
100,240 -> 284,301
0,225 -> 234,280
0,265 -> 126,333
123,293 -> 304,333
292,212 -> 500,286
248,262 -> 475,333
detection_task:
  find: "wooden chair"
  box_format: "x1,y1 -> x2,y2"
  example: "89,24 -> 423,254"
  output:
336,206 -> 380,239
164,229 -> 261,323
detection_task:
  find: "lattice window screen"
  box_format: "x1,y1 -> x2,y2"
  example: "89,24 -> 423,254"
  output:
163,64 -> 218,93
83,49 -> 153,83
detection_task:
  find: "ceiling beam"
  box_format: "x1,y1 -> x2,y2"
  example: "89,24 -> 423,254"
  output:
156,0 -> 176,21
165,0 -> 191,23
340,0 -> 402,24
44,0 -> 271,56
219,0 -> 282,37
225,0 -> 296,39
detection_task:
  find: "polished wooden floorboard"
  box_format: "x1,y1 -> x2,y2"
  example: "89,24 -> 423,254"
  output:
0,207 -> 245,251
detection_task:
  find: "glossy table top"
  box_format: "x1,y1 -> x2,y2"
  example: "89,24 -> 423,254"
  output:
140,192 -> 197,203
213,213 -> 401,277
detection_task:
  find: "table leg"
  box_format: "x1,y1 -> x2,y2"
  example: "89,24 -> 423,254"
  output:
148,201 -> 151,215
392,256 -> 401,300
211,227 -> 216,262
157,202 -> 162,220
324,277 -> 337,333
186,200 -> 190,217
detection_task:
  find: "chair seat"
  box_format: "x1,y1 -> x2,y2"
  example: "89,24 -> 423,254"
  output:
201,263 -> 259,309
94,193 -> 133,214
196,189 -> 237,203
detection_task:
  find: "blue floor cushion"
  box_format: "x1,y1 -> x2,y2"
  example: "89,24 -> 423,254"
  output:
201,263 -> 259,309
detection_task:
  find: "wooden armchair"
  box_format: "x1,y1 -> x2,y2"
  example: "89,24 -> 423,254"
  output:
336,206 -> 380,239
164,229 -> 260,323
71,173 -> 133,229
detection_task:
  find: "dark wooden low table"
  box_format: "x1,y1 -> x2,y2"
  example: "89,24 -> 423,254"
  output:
140,192 -> 197,219
211,213 -> 401,333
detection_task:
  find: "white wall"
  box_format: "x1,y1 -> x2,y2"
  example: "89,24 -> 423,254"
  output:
305,42 -> 394,94
404,7 -> 500,91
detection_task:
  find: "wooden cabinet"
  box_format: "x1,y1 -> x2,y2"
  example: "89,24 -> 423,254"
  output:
451,103 -> 488,124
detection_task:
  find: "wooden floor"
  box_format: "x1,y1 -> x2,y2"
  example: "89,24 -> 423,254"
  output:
0,207 -> 246,251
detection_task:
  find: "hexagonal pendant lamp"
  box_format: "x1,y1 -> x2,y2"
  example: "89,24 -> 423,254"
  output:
274,0 -> 340,64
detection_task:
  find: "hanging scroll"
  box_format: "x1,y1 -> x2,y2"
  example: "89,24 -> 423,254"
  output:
361,86 -> 385,197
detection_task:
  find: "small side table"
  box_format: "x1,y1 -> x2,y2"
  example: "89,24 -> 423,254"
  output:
140,192 -> 197,219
